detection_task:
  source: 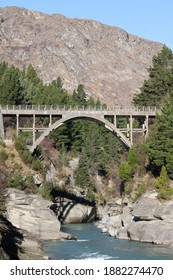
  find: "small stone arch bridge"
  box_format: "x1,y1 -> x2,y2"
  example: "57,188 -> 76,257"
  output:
0,105 -> 160,153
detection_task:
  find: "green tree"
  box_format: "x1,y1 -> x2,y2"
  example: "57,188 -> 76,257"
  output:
133,45 -> 173,107
72,84 -> 87,106
156,165 -> 173,200
0,66 -> 23,104
21,64 -> 44,104
0,61 -> 8,79
119,162 -> 132,182
146,94 -> 173,178
157,165 -> 169,189
128,146 -> 137,169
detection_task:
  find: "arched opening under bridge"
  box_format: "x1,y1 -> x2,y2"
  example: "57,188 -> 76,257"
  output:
29,113 -> 132,153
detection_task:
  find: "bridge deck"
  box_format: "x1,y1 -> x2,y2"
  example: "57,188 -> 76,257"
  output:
0,105 -> 161,151
0,105 -> 160,116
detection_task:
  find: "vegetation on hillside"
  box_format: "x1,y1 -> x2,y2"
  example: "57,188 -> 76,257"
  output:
132,45 -> 173,200
1,45 -> 173,203
0,61 -> 126,202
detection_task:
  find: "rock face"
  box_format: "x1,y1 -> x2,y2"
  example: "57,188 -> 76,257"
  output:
5,188 -> 61,240
0,214 -> 48,260
53,198 -> 96,224
0,6 -> 163,106
98,193 -> 173,247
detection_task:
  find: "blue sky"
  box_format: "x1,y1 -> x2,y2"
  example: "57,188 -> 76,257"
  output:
1,0 -> 173,50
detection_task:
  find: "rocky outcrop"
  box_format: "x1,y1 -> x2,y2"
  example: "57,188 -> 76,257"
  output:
0,214 -> 48,260
52,197 -> 96,224
97,193 -> 173,247
0,6 -> 163,106
0,233 -> 9,259
5,188 -> 77,241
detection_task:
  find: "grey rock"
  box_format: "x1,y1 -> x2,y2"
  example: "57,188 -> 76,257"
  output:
33,174 -> 42,186
153,201 -> 173,222
108,227 -> 119,237
121,213 -> 133,227
0,7 -> 163,107
60,202 -> 96,224
46,162 -> 56,184
117,227 -> 129,240
132,197 -> 160,221
97,195 -> 173,247
6,188 -> 61,240
127,220 -> 173,245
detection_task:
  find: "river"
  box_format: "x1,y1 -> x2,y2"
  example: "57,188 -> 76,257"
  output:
42,223 -> 173,260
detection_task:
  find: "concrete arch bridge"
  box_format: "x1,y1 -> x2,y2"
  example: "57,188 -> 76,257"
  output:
0,105 -> 160,153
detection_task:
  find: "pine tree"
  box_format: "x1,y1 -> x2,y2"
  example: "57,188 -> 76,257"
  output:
72,84 -> 87,106
133,45 -> 173,107
0,66 -> 23,104
156,165 -> 173,200
146,91 -> 173,178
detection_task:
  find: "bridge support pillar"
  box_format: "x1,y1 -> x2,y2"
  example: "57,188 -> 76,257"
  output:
114,115 -> 117,128
0,111 -> 4,138
145,114 -> 149,137
16,114 -> 19,138
49,114 -> 52,126
129,115 -> 133,144
33,114 -> 36,144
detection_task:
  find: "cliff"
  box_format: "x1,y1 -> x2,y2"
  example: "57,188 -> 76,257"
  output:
0,6 -> 163,106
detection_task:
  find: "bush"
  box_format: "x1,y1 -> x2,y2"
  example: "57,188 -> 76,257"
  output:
14,138 -> 26,152
24,175 -> 36,194
119,162 -> 132,182
0,148 -> 8,162
37,182 -> 52,200
20,150 -> 33,164
132,182 -> 146,202
31,159 -> 43,171
8,174 -> 25,190
156,166 -> 173,200
157,187 -> 173,200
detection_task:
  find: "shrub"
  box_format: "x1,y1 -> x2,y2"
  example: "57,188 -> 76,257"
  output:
37,182 -> 52,200
14,138 -> 26,152
132,182 -> 146,202
156,166 -> 173,200
20,150 -> 33,164
31,159 -> 43,171
8,174 -> 25,190
0,148 -> 8,162
119,162 -> 132,182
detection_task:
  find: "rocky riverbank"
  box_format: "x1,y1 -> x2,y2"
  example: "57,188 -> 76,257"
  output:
0,188 -> 96,259
0,214 -> 48,260
2,187 -> 173,259
97,192 -> 173,248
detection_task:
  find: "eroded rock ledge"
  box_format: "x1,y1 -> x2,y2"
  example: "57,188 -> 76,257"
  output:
5,188 -> 76,241
97,193 -> 173,248
0,214 -> 48,260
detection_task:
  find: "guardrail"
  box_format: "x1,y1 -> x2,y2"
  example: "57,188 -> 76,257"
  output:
0,104 -> 161,112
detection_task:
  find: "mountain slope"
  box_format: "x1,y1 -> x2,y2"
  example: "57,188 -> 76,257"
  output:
0,6 -> 163,106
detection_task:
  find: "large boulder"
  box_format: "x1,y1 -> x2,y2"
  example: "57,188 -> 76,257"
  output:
153,201 -> 173,222
58,201 -> 96,224
5,188 -> 61,240
97,193 -> 173,247
127,220 -> 173,245
132,197 -> 160,221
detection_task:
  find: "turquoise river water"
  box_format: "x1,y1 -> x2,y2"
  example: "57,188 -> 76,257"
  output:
42,223 -> 173,260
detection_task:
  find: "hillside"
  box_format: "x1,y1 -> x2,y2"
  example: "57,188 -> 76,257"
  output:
0,6 -> 163,106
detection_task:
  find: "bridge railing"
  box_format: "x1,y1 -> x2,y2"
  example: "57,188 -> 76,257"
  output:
0,104 -> 161,113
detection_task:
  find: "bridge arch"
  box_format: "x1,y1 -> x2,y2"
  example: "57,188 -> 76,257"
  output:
29,113 -> 132,153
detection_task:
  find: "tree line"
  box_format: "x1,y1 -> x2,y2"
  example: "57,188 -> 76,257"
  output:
0,61 -> 126,200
